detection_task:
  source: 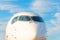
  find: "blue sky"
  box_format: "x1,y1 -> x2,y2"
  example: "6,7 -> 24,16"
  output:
0,0 -> 60,40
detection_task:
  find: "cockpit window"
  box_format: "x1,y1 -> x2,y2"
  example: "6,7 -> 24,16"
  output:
19,16 -> 31,21
19,16 -> 43,22
31,16 -> 44,22
11,16 -> 18,24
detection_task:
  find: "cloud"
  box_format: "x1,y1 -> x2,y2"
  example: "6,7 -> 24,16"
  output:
0,4 -> 24,13
0,19 -> 7,40
51,13 -> 60,27
47,12 -> 60,35
54,37 -> 60,40
0,33 -> 5,40
0,20 -> 7,31
47,26 -> 60,35
55,13 -> 60,19
30,0 -> 57,17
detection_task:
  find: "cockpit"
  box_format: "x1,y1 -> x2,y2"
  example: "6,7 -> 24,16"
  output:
11,16 -> 44,24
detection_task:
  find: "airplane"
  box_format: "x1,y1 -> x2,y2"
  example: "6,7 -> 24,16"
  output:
6,12 -> 47,40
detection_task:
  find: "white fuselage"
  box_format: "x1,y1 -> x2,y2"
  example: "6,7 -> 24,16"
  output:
6,21 -> 46,40
6,12 -> 46,40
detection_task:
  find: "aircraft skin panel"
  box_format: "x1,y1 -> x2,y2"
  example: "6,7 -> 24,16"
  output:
6,21 -> 46,40
6,12 -> 46,40
6,36 -> 46,40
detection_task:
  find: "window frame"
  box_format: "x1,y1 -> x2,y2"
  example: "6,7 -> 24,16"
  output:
31,16 -> 44,22
19,15 -> 31,21
11,16 -> 18,24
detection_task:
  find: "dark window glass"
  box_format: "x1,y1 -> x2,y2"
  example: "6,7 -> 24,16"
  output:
31,16 -> 44,22
11,16 -> 18,24
19,16 -> 31,21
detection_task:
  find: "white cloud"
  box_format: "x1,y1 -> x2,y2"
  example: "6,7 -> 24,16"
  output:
0,20 -> 7,31
30,0 -> 57,17
51,13 -> 60,26
0,20 -> 6,40
54,37 -> 60,40
0,33 -> 5,40
55,13 -> 60,19
0,4 -> 24,13
47,26 -> 60,35
47,12 -> 60,35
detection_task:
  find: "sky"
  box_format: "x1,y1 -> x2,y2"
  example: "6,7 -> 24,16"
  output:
0,0 -> 60,40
